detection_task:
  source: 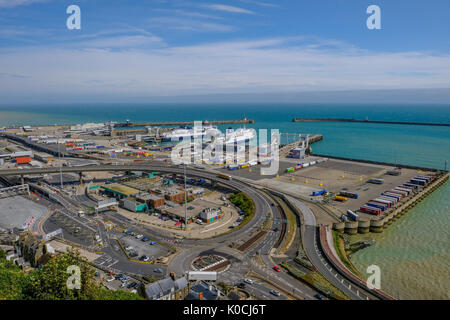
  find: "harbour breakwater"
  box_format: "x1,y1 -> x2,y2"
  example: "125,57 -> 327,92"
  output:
114,118 -> 255,127
333,171 -> 449,235
292,118 -> 450,127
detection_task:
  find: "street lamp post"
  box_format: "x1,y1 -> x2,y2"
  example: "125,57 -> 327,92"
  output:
58,140 -> 63,188
184,162 -> 188,231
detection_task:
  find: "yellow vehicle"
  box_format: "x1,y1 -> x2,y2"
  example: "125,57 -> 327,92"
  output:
218,173 -> 232,180
334,195 -> 348,202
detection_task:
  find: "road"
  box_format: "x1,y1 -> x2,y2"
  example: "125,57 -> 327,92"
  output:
286,195 -> 375,300
0,163 -> 367,300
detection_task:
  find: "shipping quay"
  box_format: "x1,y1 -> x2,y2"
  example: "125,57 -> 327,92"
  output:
308,154 -> 450,235
292,118 -> 450,127
115,118 -> 254,127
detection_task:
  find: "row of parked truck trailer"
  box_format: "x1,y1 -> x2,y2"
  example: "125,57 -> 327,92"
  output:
285,157 -> 329,173
351,175 -> 432,218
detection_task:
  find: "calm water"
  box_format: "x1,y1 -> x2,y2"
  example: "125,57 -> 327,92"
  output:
0,103 -> 449,298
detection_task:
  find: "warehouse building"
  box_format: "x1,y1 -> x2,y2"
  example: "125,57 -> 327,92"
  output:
100,183 -> 140,200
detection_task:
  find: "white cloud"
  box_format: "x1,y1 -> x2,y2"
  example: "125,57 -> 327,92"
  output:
0,37 -> 449,102
202,4 -> 254,14
0,0 -> 47,8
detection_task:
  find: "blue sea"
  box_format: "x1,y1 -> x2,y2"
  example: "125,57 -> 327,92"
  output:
0,102 -> 449,298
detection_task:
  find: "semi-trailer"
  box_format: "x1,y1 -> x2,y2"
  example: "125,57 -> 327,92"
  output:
403,183 -> 419,190
366,202 -> 387,211
387,190 -> 406,198
339,191 -> 359,199
367,178 -> 384,184
379,195 -> 397,204
347,210 -> 360,221
312,189 -> 327,196
389,189 -> 407,197
382,192 -> 401,201
373,198 -> 392,207
410,178 -> 427,186
393,188 -> 409,196
360,205 -> 381,215
394,187 -> 412,195
334,195 -> 348,202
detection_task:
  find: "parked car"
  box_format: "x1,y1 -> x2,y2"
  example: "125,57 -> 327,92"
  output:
135,234 -> 143,239
154,268 -> 163,273
244,278 -> 253,284
273,265 -> 281,272
127,282 -> 137,289
315,293 -> 325,300
141,237 -> 150,242
140,255 -> 150,262
106,277 -> 115,282
150,241 -> 157,245
270,289 -> 281,297
124,246 -> 133,251
129,251 -> 138,258
237,283 -> 246,289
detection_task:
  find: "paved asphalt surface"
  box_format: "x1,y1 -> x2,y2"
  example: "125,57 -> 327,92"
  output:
1,163 -> 377,300
286,196 -> 375,300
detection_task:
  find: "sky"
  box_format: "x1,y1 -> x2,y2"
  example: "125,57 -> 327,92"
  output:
0,0 -> 450,104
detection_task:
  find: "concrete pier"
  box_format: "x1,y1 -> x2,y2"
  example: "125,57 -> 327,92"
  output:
292,118 -> 450,127
333,172 -> 449,235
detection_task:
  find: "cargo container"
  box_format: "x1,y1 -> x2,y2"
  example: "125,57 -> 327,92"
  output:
312,189 -> 326,196
286,167 -> 295,173
339,191 -> 359,199
347,210 -> 359,221
366,202 -> 387,211
360,205 -> 381,215
334,195 -> 347,202
367,178 -> 384,184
